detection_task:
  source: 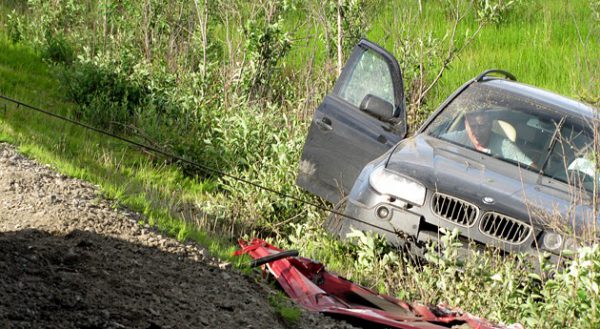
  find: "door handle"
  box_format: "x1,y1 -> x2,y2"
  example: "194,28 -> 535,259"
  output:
316,117 -> 333,131
377,134 -> 387,144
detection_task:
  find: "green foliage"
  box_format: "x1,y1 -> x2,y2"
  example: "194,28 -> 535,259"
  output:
395,34 -> 445,125
592,0 -> 600,21
323,0 -> 371,57
198,106 -> 311,235
57,59 -> 144,131
42,33 -> 74,64
21,0 -> 87,49
242,10 -> 292,102
268,292 -> 302,325
475,0 -> 523,24
2,1 -> 600,328
283,219 -> 600,328
6,10 -> 24,43
346,228 -> 399,273
520,245 -> 600,328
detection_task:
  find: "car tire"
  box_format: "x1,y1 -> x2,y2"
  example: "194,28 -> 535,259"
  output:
323,196 -> 348,238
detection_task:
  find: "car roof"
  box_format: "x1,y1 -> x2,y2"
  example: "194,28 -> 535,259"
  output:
479,78 -> 597,119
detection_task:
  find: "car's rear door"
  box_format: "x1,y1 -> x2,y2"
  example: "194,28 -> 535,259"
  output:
296,39 -> 407,204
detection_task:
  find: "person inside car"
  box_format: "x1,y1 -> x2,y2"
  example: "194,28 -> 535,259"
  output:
442,110 -> 534,167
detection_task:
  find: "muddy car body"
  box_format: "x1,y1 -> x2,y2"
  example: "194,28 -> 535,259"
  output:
297,39 -> 598,259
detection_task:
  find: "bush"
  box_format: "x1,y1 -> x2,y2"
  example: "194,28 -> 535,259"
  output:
58,60 -> 145,132
43,33 -> 75,64
475,0 -> 523,24
6,10 -> 24,43
241,13 -> 292,103
592,0 -> 600,22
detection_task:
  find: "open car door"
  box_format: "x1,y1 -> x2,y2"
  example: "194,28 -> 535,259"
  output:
296,39 -> 407,204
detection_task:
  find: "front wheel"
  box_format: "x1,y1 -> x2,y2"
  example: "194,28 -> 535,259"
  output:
323,196 -> 348,238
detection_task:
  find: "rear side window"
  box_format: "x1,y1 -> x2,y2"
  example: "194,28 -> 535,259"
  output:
334,49 -> 395,108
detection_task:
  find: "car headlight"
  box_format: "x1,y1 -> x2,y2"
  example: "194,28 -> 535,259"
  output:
368,166 -> 426,206
542,231 -> 563,252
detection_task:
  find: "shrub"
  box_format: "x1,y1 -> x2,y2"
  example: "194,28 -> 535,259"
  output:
6,10 -> 24,43
592,0 -> 600,22
42,33 -> 74,64
241,12 -> 292,103
475,0 -> 523,24
57,59 -> 146,132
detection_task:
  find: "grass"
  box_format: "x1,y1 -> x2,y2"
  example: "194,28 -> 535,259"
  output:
281,0 -> 599,118
0,35 -> 245,265
371,0 -> 599,109
268,293 -> 302,325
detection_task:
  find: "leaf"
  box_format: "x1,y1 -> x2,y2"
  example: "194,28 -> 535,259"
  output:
527,273 -> 542,282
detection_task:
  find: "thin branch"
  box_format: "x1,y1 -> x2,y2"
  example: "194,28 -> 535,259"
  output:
337,0 -> 343,76
416,4 -> 486,107
193,0 -> 208,78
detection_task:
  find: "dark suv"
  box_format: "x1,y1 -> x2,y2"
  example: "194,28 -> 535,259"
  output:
296,39 -> 598,260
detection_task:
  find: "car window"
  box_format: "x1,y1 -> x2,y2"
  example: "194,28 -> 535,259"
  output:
426,84 -> 560,169
544,121 -> 598,192
335,49 -> 395,108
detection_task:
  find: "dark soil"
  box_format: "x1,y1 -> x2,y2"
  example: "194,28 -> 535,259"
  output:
0,143 -> 356,329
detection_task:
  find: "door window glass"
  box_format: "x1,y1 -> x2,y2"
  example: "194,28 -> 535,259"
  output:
335,49 -> 394,108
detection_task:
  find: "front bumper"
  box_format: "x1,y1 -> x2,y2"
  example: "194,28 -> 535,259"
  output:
339,185 -> 563,264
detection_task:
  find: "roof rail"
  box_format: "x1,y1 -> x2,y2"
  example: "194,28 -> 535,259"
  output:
475,69 -> 517,82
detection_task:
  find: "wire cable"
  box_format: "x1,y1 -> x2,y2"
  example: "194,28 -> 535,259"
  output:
0,94 -> 393,231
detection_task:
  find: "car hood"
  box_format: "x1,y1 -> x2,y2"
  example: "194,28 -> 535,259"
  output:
385,134 -> 596,227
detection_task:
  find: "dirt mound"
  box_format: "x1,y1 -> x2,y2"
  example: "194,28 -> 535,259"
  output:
0,143 -> 356,329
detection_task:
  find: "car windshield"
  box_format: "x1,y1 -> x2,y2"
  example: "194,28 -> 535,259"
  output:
544,121 -> 598,192
426,83 -> 600,192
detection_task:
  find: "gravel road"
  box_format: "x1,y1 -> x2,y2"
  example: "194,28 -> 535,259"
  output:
0,143 -> 358,329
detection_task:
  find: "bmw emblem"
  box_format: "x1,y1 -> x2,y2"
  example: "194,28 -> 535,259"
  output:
482,196 -> 495,205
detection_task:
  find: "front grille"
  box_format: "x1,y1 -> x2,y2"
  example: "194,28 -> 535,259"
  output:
479,212 -> 532,244
431,193 -> 479,227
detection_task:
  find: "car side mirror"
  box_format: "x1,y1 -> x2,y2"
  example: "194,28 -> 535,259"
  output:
359,94 -> 395,121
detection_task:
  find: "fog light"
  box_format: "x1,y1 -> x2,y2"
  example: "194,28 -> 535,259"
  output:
542,232 -> 563,251
376,206 -> 390,219
563,237 -> 578,252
